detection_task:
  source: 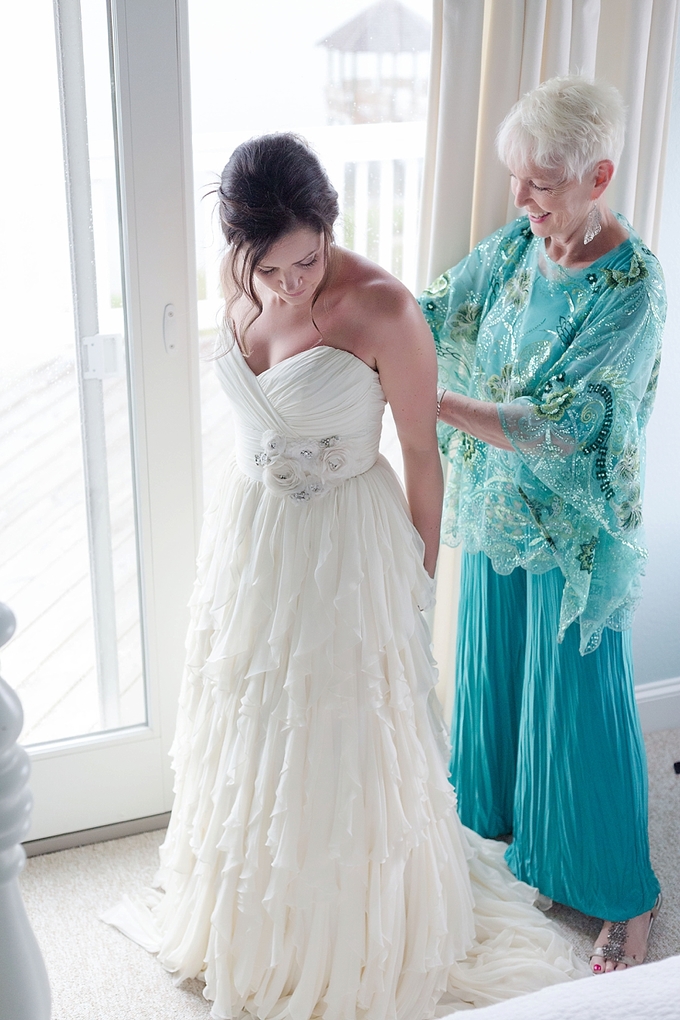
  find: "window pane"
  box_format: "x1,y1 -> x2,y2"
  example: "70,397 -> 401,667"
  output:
0,0 -> 145,744
188,0 -> 431,502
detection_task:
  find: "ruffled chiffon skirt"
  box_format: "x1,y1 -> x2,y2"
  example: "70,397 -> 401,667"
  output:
103,456 -> 588,1018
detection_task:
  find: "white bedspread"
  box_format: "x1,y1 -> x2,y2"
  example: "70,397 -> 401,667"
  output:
440,954 -> 680,1019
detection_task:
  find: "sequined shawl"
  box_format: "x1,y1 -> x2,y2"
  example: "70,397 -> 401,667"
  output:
419,215 -> 666,653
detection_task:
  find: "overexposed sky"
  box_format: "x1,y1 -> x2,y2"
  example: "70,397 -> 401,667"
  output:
188,0 -> 431,135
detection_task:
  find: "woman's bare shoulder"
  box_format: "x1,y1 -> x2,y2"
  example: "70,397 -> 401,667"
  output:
327,248 -> 417,326
323,249 -> 431,366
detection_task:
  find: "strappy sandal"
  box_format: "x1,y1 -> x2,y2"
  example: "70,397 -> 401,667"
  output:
590,893 -> 662,972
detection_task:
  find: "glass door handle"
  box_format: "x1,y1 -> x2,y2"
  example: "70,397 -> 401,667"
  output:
163,303 -> 179,356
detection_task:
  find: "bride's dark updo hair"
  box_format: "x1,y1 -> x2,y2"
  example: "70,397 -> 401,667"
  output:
217,133 -> 339,352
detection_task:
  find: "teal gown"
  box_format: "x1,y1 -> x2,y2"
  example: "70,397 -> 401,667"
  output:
420,215 -> 664,920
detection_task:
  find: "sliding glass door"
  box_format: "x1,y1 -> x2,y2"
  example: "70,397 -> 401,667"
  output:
0,0 -> 200,839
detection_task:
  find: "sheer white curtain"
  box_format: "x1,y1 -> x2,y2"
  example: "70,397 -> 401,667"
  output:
423,0 -> 679,721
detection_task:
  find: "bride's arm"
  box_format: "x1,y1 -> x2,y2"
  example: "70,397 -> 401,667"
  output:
369,285 -> 443,578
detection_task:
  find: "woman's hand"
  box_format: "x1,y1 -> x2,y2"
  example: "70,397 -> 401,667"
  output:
439,390 -> 513,451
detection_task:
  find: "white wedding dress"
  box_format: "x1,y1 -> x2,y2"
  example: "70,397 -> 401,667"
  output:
103,343 -> 588,1019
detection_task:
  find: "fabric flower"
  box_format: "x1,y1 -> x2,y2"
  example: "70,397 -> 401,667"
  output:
487,363 -> 518,402
503,268 -> 532,309
262,431 -> 286,457
614,445 -> 640,484
256,432 -> 356,502
602,253 -> 648,289
536,385 -> 576,421
262,457 -> 307,496
423,271 -> 450,297
450,300 -> 482,344
616,495 -> 643,531
320,443 -> 351,476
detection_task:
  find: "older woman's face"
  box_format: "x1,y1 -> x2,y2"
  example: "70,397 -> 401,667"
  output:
508,160 -> 602,241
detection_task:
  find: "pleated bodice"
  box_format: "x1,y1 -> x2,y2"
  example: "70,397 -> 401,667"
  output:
216,344 -> 385,498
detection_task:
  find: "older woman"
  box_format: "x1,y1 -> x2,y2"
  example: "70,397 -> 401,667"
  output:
420,76 -> 664,973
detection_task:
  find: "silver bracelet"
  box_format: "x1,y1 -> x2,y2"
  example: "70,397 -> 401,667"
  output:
436,386 -> 446,419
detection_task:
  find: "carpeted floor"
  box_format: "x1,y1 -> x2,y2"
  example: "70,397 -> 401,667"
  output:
19,728 -> 680,1020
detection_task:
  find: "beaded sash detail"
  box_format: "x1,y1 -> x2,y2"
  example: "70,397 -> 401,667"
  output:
255,431 -> 356,502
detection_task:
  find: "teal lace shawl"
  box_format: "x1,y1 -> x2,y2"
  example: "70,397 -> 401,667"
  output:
419,216 -> 666,653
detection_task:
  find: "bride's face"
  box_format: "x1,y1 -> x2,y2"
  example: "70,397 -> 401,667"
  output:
254,226 -> 326,306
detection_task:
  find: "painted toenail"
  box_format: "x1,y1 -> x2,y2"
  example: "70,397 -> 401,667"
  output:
593,964 -> 602,972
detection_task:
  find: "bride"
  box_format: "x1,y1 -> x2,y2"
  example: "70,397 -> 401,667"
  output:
104,133 -> 588,1018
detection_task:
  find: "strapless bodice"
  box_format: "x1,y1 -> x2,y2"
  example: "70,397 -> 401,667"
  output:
214,343 -> 386,502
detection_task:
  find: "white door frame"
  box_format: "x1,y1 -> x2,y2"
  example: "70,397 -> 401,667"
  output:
27,0 -> 201,840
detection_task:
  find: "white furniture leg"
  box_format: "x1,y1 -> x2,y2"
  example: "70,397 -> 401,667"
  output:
0,603 -> 51,1020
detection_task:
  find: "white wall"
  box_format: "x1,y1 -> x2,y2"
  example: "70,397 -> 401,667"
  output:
633,35 -> 680,689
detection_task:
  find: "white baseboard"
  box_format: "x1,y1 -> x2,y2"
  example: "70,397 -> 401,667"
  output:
23,811 -> 171,858
635,676 -> 680,733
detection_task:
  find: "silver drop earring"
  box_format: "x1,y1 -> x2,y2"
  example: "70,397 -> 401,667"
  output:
584,203 -> 602,245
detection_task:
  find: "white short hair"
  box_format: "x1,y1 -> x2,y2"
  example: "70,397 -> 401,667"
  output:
496,75 -> 626,182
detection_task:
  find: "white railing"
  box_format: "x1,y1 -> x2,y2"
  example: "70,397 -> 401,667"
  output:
193,121 -> 426,332
87,121 -> 426,337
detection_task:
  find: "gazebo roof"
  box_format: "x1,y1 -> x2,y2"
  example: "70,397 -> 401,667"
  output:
318,0 -> 430,54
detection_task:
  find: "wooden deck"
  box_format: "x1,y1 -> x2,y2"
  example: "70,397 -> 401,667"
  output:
0,355 -> 145,744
